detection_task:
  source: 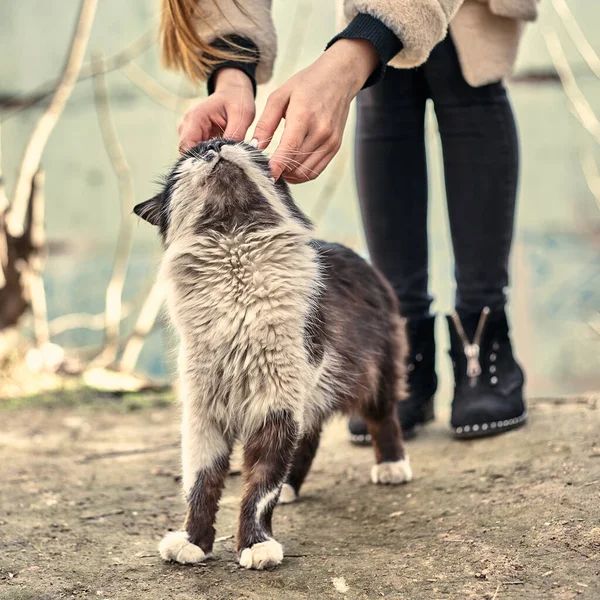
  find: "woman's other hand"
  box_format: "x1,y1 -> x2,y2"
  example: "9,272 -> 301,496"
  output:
178,68 -> 255,153
252,39 -> 379,183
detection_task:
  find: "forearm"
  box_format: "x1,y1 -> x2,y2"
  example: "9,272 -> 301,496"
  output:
211,67 -> 254,93
327,13 -> 403,88
208,18 -> 384,97
320,38 -> 380,94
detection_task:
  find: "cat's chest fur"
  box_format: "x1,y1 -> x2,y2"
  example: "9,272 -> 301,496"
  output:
161,228 -> 322,432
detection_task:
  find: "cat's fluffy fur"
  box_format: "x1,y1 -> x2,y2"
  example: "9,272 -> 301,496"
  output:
134,139 -> 411,570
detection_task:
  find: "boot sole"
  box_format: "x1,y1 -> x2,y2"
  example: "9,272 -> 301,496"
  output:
451,411 -> 527,440
350,427 -> 417,446
349,397 -> 436,446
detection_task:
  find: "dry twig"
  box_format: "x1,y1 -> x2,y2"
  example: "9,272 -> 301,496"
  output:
0,123 -> 9,288
119,281 -> 165,373
1,28 -> 156,121
91,52 -> 136,366
580,146 -> 600,213
80,509 -> 125,520
6,0 -> 98,238
79,442 -> 178,463
543,28 -> 600,145
48,305 -> 134,337
275,2 -> 313,86
550,0 -> 600,80
24,171 -> 50,347
121,63 -> 201,112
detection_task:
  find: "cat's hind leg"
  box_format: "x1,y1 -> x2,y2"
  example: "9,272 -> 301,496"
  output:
367,413 -> 412,484
363,368 -> 412,485
279,424 -> 322,504
237,409 -> 299,569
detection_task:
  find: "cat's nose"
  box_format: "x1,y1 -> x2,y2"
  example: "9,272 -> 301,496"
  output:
205,140 -> 222,154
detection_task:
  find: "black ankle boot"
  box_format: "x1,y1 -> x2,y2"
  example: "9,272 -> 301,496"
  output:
349,315 -> 438,444
447,307 -> 526,439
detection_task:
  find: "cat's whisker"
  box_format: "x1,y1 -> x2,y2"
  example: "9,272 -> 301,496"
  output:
275,148 -> 330,156
275,158 -> 319,178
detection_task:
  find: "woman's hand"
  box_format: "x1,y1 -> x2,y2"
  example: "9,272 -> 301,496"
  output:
178,68 -> 255,153
253,38 -> 379,183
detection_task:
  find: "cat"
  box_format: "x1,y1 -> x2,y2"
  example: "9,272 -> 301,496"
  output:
134,138 -> 412,570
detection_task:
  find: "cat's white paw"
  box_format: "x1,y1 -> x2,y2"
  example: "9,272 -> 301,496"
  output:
371,458 -> 412,485
278,483 -> 297,505
159,531 -> 207,564
238,539 -> 283,570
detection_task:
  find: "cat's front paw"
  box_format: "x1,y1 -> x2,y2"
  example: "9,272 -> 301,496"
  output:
238,539 -> 283,570
159,531 -> 207,564
371,458 -> 412,485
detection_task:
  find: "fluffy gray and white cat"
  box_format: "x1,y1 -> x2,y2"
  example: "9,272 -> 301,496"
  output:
134,139 -> 411,570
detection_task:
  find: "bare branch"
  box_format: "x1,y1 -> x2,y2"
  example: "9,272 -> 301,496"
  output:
25,170 -> 50,347
0,123 -> 8,214
1,28 -> 156,121
580,147 -> 600,213
80,29 -> 155,80
550,0 -> 600,80
0,122 -> 9,288
48,305 -> 133,337
119,281 -> 165,373
6,0 -> 98,238
275,2 -> 313,86
310,146 -> 350,224
543,28 -> 600,145
79,442 -> 178,463
91,53 -> 136,366
121,63 -> 201,112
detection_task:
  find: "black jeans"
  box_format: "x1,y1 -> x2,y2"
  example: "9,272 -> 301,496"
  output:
355,36 -> 519,319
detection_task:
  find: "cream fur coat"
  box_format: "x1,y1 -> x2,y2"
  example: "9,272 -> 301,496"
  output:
196,0 -> 539,87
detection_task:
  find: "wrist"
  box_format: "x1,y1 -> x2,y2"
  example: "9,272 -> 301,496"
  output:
323,38 -> 379,94
213,67 -> 254,93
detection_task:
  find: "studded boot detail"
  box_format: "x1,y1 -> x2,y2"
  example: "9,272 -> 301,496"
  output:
448,308 -> 526,439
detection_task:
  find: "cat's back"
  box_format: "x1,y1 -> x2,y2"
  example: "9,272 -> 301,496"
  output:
307,240 -> 405,402
311,240 -> 398,317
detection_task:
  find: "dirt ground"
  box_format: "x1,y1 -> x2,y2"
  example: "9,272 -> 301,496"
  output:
1,393 -> 599,600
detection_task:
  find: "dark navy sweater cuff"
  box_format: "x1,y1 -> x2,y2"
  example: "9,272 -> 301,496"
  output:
326,13 -> 403,88
206,36 -> 259,97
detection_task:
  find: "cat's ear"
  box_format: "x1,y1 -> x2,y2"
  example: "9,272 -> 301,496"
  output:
133,194 -> 162,226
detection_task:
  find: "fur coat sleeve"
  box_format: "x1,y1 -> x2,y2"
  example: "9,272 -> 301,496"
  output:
196,0 -> 467,83
194,0 -> 277,84
195,0 -> 537,85
340,0 -> 466,69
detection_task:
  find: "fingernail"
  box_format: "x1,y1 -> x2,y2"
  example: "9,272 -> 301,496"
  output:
249,138 -> 259,148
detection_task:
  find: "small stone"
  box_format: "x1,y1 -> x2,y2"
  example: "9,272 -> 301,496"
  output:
588,527 -> 600,543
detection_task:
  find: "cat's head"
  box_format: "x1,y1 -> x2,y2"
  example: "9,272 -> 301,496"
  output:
133,139 -> 312,244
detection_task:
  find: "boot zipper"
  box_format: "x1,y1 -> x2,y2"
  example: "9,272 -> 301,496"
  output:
450,307 -> 490,387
